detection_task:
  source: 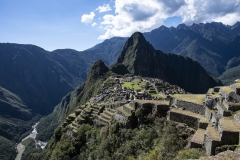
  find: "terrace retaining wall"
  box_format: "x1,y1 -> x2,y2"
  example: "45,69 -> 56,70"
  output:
169,111 -> 198,129
176,100 -> 205,115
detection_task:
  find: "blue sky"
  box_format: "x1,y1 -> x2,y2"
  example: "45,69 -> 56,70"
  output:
0,0 -> 239,51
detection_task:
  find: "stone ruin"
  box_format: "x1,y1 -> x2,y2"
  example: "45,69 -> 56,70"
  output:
64,75 -> 240,156
168,81 -> 240,155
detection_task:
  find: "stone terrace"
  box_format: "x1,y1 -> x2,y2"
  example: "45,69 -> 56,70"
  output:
64,76 -> 240,156
169,82 -> 240,156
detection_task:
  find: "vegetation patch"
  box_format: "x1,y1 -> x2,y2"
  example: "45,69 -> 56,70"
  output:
21,138 -> 42,160
30,117 -> 194,160
0,136 -> 16,160
174,148 -> 206,159
122,82 -> 142,90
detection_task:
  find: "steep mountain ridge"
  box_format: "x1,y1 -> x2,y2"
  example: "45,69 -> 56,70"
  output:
116,32 -> 220,93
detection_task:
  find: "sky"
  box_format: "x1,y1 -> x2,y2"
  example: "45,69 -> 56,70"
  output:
0,0 -> 240,51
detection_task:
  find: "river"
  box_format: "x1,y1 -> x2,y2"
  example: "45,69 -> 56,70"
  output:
15,122 -> 47,160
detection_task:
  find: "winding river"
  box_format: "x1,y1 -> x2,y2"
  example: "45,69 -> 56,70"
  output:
15,122 -> 47,160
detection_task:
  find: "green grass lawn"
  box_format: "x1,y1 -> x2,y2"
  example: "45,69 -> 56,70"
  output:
122,82 -> 142,90
173,94 -> 205,105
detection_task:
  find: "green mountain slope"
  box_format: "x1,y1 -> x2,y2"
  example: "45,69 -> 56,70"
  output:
219,65 -> 240,85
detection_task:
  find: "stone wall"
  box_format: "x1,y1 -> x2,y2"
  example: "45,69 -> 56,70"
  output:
176,100 -> 205,115
228,92 -> 240,102
169,97 -> 177,107
204,135 -> 221,156
198,121 -> 208,129
114,114 -> 127,124
221,131 -> 239,145
190,141 -> 203,148
205,98 -> 218,110
234,114 -> 240,124
168,111 -> 198,129
225,101 -> 240,112
211,114 -> 223,127
216,103 -> 231,116
205,107 -> 212,121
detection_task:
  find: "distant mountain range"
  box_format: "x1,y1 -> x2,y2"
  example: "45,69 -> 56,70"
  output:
144,22 -> 240,78
81,21 -> 240,81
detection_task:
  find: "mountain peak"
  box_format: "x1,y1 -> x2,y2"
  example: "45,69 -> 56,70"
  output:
117,31 -> 151,64
83,60 -> 109,100
131,32 -> 147,44
89,60 -> 109,77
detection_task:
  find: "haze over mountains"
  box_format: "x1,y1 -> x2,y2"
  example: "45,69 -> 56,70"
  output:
0,21 -> 239,159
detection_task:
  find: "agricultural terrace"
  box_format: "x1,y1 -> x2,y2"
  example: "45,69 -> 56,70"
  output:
173,94 -> 205,105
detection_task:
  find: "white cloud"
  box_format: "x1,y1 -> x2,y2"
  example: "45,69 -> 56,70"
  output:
98,0 -> 240,40
179,0 -> 240,25
92,22 -> 97,27
81,12 -> 95,24
96,4 -> 112,13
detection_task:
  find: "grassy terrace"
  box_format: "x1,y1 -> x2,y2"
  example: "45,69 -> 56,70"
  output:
191,128 -> 205,144
207,88 -> 214,94
125,103 -> 134,110
171,108 -> 208,123
220,86 -> 234,94
173,94 -> 205,105
206,126 -> 221,141
219,117 -> 240,132
234,83 -> 240,88
122,78 -> 146,90
134,99 -> 169,105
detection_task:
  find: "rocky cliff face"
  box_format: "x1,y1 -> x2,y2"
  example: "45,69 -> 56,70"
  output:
116,32 -> 221,93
